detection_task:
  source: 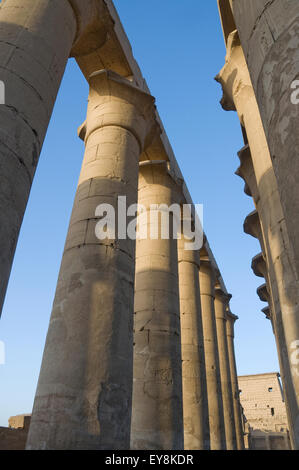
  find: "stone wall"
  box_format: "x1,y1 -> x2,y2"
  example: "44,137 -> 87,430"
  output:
0,415 -> 31,450
248,430 -> 291,451
239,373 -> 291,450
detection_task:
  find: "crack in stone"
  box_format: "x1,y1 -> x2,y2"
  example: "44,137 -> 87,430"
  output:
248,0 -> 277,44
0,64 -> 46,108
0,39 -> 60,98
5,104 -> 41,150
0,129 -> 33,184
63,242 -> 134,261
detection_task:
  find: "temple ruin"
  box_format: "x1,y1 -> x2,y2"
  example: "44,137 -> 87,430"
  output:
0,0 -> 298,450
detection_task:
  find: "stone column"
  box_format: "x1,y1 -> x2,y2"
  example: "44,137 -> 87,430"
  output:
178,232 -> 209,450
214,287 -> 237,450
26,70 -> 156,450
244,209 -> 297,447
226,311 -> 245,450
231,0 -> 299,281
0,0 -> 73,315
217,32 -> 299,448
131,161 -> 184,450
0,0 -> 106,316
199,249 -> 226,449
240,131 -> 298,442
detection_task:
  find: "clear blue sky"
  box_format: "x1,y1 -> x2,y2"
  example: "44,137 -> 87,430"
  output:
0,0 -> 279,426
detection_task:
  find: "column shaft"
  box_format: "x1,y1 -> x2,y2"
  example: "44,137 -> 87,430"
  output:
214,290 -> 237,449
233,1 -> 299,280
199,256 -> 226,449
241,81 -> 299,449
131,162 -> 184,450
217,32 -> 299,448
27,71 -> 155,449
0,0 -> 79,315
226,315 -> 244,450
178,236 -> 209,450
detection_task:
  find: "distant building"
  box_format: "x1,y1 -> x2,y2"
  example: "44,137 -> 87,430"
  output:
0,414 -> 31,450
238,373 -> 291,450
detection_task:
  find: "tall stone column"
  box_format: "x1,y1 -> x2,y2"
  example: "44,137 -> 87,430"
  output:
226,311 -> 244,450
0,0 -> 105,316
131,161 -> 184,450
214,288 -> 237,450
178,233 -> 209,450
244,208 -> 296,446
26,70 -> 156,450
217,32 -> 299,448
199,249 -> 226,449
231,0 -> 299,281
